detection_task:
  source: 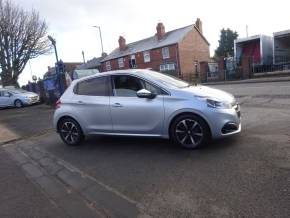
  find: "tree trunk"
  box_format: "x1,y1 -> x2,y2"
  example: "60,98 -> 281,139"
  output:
1,71 -> 19,87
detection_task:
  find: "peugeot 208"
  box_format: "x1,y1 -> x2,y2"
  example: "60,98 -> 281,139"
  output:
53,69 -> 241,149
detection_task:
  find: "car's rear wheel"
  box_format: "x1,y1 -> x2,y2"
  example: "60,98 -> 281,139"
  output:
170,114 -> 210,149
58,118 -> 84,146
14,99 -> 23,108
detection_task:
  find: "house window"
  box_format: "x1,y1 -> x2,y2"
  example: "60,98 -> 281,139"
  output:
106,61 -> 111,71
160,63 -> 175,71
118,58 -> 124,68
162,47 -> 170,59
129,54 -> 136,68
143,51 -> 150,63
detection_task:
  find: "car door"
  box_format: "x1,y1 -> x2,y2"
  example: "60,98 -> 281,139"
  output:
72,76 -> 112,133
110,74 -> 165,135
0,91 -> 11,107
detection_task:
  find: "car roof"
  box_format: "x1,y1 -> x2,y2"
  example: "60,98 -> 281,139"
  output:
73,69 -> 152,83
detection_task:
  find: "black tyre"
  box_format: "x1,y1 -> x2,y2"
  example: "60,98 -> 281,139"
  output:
58,118 -> 84,146
170,114 -> 210,149
14,99 -> 23,108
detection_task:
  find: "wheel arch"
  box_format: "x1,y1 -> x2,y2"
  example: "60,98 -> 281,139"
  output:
56,115 -> 84,134
168,111 -> 212,139
14,99 -> 23,106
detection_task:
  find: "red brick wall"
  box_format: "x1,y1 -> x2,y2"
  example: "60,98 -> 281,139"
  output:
101,44 -> 180,73
178,27 -> 210,79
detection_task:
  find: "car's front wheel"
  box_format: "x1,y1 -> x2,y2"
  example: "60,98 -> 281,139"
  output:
170,114 -> 210,149
14,99 -> 23,108
58,118 -> 84,146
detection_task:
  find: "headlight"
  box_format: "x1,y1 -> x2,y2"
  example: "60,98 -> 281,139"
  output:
206,99 -> 231,109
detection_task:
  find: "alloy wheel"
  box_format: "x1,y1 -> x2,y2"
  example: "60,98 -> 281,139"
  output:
15,100 -> 22,108
60,121 -> 79,144
175,119 -> 203,147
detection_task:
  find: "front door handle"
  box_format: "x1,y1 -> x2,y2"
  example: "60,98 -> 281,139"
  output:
77,100 -> 84,104
112,103 -> 123,107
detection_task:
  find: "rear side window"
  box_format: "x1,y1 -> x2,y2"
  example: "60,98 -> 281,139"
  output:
75,76 -> 110,96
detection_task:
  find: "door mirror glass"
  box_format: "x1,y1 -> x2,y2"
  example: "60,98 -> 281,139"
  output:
136,89 -> 156,99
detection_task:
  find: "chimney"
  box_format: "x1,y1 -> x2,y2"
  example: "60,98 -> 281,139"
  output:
156,22 -> 165,40
195,18 -> 203,34
118,36 -> 126,50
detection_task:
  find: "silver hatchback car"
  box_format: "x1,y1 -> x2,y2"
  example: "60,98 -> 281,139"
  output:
53,69 -> 241,149
0,88 -> 39,108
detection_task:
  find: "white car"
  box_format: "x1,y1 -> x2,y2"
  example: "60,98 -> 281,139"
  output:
0,88 -> 40,108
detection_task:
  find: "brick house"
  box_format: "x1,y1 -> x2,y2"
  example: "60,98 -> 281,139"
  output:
101,19 -> 210,80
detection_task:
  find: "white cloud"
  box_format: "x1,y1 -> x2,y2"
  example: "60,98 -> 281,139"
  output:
13,0 -> 290,85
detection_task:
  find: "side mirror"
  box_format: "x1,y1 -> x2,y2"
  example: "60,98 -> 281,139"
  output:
136,89 -> 156,99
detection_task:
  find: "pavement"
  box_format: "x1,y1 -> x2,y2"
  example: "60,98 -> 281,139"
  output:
0,81 -> 290,217
0,146 -> 69,218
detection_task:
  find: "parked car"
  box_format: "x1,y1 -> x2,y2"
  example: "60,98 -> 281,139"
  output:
53,69 -> 241,149
0,88 -> 40,108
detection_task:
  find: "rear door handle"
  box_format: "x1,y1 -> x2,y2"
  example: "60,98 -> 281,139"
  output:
77,100 -> 84,104
112,103 -> 123,107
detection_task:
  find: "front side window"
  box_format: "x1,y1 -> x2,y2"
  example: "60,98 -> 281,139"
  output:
75,76 -> 110,96
118,58 -> 124,68
112,75 -> 142,97
112,75 -> 165,97
162,47 -> 170,59
106,61 -> 111,71
143,51 -> 150,63
142,80 -> 164,95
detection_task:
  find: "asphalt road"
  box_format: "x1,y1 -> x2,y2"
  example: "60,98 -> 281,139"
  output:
1,81 -> 290,217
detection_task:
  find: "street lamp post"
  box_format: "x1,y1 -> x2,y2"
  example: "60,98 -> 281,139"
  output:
93,25 -> 104,54
47,35 -> 63,95
48,35 -> 59,63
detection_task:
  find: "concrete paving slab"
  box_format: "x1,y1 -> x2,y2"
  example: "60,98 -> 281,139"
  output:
57,168 -> 94,191
35,175 -> 69,199
82,184 -> 139,218
22,163 -> 44,178
56,193 -> 101,218
0,123 -> 20,145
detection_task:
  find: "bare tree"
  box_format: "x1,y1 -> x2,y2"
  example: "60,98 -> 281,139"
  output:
0,0 -> 51,87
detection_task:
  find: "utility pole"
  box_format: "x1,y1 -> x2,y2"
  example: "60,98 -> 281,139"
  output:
93,26 -> 104,55
82,50 -> 86,63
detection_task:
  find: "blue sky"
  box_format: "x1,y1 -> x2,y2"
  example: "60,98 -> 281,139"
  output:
15,0 -> 290,85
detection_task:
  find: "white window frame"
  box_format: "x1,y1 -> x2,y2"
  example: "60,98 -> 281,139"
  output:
162,47 -> 170,59
130,54 -> 137,68
118,58 -> 124,68
143,51 -> 150,63
106,61 -> 111,71
160,63 -> 175,71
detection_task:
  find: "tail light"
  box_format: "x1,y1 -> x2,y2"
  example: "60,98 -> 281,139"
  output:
55,99 -> 61,109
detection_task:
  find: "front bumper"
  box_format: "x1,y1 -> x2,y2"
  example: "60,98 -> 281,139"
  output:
206,104 -> 241,139
22,96 -> 40,105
